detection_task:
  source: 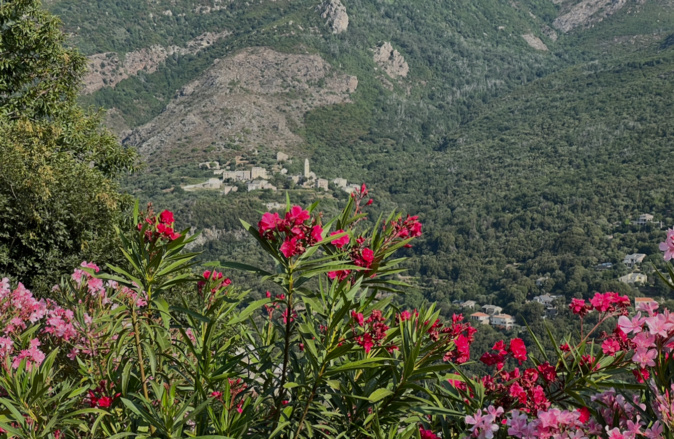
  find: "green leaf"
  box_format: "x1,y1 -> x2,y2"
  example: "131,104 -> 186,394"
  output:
368,388 -> 393,402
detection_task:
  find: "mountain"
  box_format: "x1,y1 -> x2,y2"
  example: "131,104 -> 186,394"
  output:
48,0 -> 674,317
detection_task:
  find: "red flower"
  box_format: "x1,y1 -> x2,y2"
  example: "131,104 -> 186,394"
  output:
398,310 -> 412,323
559,343 -> 571,352
280,237 -> 299,258
570,298 -> 590,317
419,427 -> 440,439
601,338 -> 621,356
330,230 -> 350,248
286,205 -> 310,225
537,362 -> 557,382
258,212 -> 281,233
351,311 -> 364,326
328,270 -> 350,281
159,210 -> 174,224
509,382 -> 527,404
357,333 -> 374,353
310,225 -> 323,243
508,338 -> 527,364
577,407 -> 591,423
633,368 -> 650,383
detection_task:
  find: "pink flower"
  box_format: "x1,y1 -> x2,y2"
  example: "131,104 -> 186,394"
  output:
310,225 -> 323,243
286,206 -> 310,225
659,228 -> 674,260
606,427 -> 627,439
618,313 -> 645,334
645,314 -> 674,338
280,237 -> 299,258
602,339 -> 621,356
508,338 -> 527,363
258,212 -> 281,232
632,332 -> 656,349
330,230 -> 350,248
644,421 -> 663,439
632,348 -> 657,368
465,407 -> 501,439
570,298 -> 589,316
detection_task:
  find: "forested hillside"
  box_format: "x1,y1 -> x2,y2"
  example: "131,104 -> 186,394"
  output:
46,0 -> 674,323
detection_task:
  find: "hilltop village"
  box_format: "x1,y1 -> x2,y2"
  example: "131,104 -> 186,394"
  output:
182,152 -> 360,196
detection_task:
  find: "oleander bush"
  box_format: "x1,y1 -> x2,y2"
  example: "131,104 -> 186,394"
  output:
1,190 -> 673,438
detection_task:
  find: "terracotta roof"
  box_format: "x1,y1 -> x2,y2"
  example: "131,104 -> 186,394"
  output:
471,312 -> 489,317
635,297 -> 655,302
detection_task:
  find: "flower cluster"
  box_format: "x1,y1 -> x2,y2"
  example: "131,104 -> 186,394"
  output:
138,208 -> 180,242
352,310 -> 392,354
211,378 -> 247,414
506,407 -> 606,439
425,314 -> 475,364
258,205 -> 323,258
569,292 -> 630,318
480,338 -> 528,370
465,405 -> 504,439
87,380 -> 121,409
197,270 -> 231,295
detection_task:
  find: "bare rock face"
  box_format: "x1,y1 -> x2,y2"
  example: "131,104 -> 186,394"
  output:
373,42 -> 409,79
320,0 -> 349,34
82,31 -> 231,94
553,0 -> 629,33
123,47 -> 358,162
521,33 -> 549,51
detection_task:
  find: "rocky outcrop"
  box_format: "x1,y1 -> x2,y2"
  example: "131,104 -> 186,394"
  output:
373,42 -> 409,79
319,0 -> 349,34
553,0 -> 629,33
83,31 -> 230,94
521,33 -> 549,51
123,47 -> 358,163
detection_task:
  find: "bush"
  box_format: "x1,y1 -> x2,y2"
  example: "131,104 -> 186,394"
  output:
0,192 -> 673,438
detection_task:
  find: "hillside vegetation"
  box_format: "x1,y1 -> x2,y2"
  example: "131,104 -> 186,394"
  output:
46,0 -> 674,321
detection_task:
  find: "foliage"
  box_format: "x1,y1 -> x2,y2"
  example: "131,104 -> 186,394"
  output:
0,0 -> 137,292
0,199 -> 673,438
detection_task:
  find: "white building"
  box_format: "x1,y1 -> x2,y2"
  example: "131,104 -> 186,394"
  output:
470,312 -> 490,325
618,273 -> 647,285
636,214 -> 654,226
533,294 -> 558,306
333,178 -> 348,188
535,277 -> 549,287
316,178 -> 329,191
490,314 -> 515,329
251,167 -> 268,180
222,170 -> 251,181
623,253 -> 647,268
482,305 -> 503,315
247,180 -> 277,192
183,178 -> 222,191
460,300 -> 477,310
304,159 -> 311,179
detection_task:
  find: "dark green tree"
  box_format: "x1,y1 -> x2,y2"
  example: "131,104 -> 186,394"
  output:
0,0 -> 137,291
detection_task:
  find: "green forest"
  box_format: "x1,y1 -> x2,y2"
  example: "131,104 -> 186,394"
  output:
39,0 -> 674,329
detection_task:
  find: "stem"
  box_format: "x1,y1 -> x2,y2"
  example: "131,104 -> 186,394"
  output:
275,273 -> 294,419
131,307 -> 150,401
293,370 -> 323,439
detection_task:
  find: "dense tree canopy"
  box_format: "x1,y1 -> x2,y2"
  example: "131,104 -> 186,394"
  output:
0,0 -> 137,291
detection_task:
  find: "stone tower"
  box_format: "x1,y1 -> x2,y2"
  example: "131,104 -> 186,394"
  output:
304,159 -> 310,178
